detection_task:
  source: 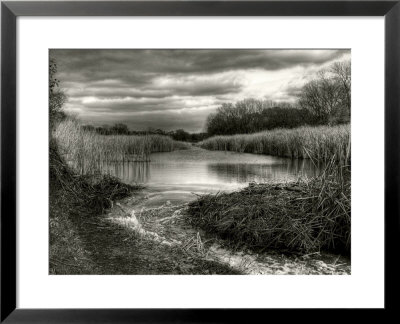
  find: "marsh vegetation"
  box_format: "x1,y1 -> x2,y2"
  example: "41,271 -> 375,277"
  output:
199,124 -> 350,165
54,118 -> 187,174
187,165 -> 350,255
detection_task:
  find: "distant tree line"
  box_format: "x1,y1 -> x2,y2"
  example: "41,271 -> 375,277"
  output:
81,124 -> 209,142
206,60 -> 351,136
206,100 -> 316,136
169,129 -> 208,142
83,123 -> 132,135
82,124 -> 163,136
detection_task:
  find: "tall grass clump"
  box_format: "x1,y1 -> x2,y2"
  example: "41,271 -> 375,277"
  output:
53,118 -> 184,174
187,164 -> 350,255
50,138 -> 137,215
199,124 -> 350,165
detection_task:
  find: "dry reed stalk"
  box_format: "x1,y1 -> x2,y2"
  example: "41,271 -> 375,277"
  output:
199,124 -> 350,165
187,166 -> 351,255
53,118 -> 182,175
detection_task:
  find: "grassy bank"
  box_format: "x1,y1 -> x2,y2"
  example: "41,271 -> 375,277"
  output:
199,124 -> 350,165
49,139 -> 139,274
54,118 -> 187,174
187,167 -> 350,255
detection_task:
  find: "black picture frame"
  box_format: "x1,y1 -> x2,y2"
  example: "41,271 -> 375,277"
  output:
1,1 -> 399,322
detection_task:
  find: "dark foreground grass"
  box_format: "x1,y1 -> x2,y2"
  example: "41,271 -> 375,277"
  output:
49,139 -> 137,274
187,170 -> 350,255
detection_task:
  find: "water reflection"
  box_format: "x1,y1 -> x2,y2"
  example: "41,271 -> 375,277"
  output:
101,148 -> 322,193
206,160 -> 319,184
103,161 -> 150,184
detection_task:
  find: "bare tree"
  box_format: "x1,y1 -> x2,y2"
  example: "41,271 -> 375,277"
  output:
206,99 -> 311,135
331,60 -> 351,116
299,60 -> 351,124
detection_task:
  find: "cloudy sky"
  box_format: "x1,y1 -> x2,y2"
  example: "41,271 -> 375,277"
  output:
51,49 -> 350,132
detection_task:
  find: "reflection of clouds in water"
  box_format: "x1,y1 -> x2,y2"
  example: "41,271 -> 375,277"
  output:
150,163 -> 210,185
101,153 -> 322,189
206,164 -> 273,183
206,159 -> 320,184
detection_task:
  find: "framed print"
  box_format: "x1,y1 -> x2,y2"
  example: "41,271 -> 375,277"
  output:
1,0 -> 399,322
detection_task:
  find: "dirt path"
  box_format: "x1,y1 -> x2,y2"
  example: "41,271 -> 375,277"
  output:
71,191 -> 350,275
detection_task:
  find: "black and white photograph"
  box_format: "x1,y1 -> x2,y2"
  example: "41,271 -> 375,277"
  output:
49,49 -> 351,275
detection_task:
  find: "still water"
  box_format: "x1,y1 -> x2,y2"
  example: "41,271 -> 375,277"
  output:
102,147 -> 321,202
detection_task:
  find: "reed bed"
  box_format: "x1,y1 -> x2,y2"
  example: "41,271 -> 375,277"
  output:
187,166 -> 351,255
53,118 -> 185,174
50,138 -> 137,214
199,125 -> 351,165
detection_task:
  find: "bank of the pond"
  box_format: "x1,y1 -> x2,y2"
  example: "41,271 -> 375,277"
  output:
187,173 -> 351,256
100,195 -> 350,275
50,181 -> 239,274
49,140 -> 137,274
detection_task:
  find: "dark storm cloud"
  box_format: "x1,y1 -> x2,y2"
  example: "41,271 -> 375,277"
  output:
51,49 -> 350,132
70,88 -> 171,100
53,49 -> 347,78
67,77 -> 242,100
80,97 -> 204,113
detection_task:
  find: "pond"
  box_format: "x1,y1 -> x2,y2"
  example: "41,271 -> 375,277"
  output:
102,146 -> 322,205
